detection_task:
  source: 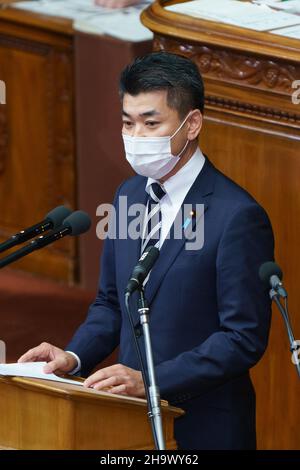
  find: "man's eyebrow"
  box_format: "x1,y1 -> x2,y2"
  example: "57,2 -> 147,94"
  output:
122,110 -> 161,118
140,110 -> 160,117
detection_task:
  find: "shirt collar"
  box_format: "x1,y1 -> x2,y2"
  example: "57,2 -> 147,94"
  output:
145,147 -> 206,206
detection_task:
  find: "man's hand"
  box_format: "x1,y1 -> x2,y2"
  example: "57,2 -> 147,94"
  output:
17,342 -> 77,375
84,364 -> 145,398
95,0 -> 141,9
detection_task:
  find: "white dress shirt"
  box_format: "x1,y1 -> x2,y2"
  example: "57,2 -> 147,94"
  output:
145,147 -> 206,249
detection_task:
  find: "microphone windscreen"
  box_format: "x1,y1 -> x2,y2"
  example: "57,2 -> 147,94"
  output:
126,246 -> 160,295
141,246 -> 159,273
259,261 -> 283,284
46,206 -> 72,229
63,210 -> 91,236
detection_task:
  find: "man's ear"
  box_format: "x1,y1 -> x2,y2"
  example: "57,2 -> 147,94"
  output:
187,110 -> 203,140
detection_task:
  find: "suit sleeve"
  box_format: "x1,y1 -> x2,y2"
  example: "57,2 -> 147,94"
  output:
65,187 -> 123,377
155,203 -> 274,403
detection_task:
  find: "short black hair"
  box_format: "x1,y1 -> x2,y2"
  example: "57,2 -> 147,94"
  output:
119,51 -> 204,117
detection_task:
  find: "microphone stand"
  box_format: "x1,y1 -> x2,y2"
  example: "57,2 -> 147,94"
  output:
124,292 -> 159,450
137,288 -> 165,450
270,288 -> 300,379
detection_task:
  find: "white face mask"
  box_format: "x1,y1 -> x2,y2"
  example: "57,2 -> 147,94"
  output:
122,113 -> 191,180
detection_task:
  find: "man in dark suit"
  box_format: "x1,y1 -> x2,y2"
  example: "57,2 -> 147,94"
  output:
19,52 -> 274,449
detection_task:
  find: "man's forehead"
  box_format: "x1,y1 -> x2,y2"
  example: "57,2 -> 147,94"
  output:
122,91 -> 173,117
123,90 -> 168,106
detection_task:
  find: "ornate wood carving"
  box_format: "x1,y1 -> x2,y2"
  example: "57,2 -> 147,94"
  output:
43,49 -> 75,257
153,35 -> 300,124
51,51 -> 74,207
205,95 -> 300,125
154,36 -> 300,94
0,34 -> 50,56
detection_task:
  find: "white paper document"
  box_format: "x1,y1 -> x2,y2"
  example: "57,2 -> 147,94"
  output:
13,0 -> 97,19
74,11 -> 153,41
254,0 -> 300,15
166,0 -> 300,31
13,0 -> 153,41
0,362 -> 84,387
271,24 -> 300,38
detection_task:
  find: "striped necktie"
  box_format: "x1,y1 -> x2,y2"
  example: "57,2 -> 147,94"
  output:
141,182 -> 166,255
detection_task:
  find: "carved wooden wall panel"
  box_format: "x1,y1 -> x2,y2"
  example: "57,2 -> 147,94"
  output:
0,15 -> 76,282
0,97 -> 8,175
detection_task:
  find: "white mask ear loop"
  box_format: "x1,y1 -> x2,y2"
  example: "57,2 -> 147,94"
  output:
171,112 -> 192,158
176,139 -> 189,158
170,111 -> 192,139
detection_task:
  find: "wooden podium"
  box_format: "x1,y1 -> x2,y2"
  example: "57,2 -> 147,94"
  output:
0,375 -> 183,450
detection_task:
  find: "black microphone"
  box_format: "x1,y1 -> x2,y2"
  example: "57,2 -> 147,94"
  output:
126,246 -> 159,295
0,210 -> 91,269
259,261 -> 287,298
259,261 -> 300,379
0,205 -> 72,254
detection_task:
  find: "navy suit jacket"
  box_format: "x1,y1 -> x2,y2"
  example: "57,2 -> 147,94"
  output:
67,158 -> 274,449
